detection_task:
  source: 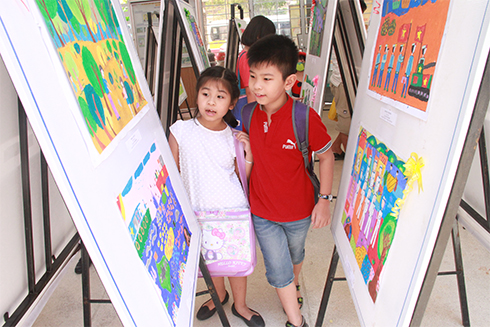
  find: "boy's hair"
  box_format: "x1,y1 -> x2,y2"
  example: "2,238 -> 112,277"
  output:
247,34 -> 298,80
195,66 -> 240,127
241,15 -> 276,47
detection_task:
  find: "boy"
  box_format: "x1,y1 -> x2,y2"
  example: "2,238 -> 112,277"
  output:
244,35 -> 334,327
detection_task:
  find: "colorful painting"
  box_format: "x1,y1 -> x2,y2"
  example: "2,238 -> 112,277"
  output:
308,0 -> 327,57
35,0 -> 148,153
116,142 -> 192,326
177,0 -> 209,72
367,0 -> 451,117
342,127 -> 423,302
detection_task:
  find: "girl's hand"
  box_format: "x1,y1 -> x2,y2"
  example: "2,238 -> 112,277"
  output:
235,131 -> 253,162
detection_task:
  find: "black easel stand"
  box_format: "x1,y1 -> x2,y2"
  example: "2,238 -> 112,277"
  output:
3,99 -> 79,327
315,219 -> 470,327
224,3 -> 244,72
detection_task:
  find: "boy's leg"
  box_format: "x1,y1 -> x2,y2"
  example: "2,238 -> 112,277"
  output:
253,214 -> 311,325
277,282 -> 302,326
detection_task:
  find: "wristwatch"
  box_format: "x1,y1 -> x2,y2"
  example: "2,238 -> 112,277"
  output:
318,193 -> 333,201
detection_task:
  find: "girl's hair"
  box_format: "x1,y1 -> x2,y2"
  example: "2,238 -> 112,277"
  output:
241,15 -> 276,47
195,66 -> 240,127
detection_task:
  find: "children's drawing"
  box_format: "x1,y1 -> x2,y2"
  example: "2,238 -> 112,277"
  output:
35,0 -> 148,153
367,0 -> 451,118
308,0 -> 327,57
177,0 -> 209,72
117,142 -> 192,326
342,127 -> 423,302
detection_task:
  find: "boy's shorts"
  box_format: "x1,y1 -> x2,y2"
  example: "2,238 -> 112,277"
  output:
252,214 -> 311,288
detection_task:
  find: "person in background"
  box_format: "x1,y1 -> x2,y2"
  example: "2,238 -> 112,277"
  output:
329,0 -> 367,160
290,51 -> 306,99
232,15 -> 276,126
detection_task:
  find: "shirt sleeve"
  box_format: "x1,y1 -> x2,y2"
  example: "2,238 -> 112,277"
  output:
169,120 -> 184,144
308,108 -> 332,154
238,51 -> 250,88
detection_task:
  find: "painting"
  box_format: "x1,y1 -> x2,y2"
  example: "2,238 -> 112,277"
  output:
302,0 -> 336,112
367,0 -> 451,119
175,0 -> 209,72
117,142 -> 192,326
35,0 -> 148,154
342,127 -> 423,302
308,0 -> 327,57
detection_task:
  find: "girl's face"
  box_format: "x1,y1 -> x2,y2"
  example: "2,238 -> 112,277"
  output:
196,80 -> 234,130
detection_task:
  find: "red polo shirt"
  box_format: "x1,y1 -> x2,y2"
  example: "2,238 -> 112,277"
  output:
245,96 -> 331,222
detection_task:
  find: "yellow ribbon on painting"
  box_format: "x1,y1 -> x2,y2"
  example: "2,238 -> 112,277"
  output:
391,152 -> 424,219
404,152 -> 424,193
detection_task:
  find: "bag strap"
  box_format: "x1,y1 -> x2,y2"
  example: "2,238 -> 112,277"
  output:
241,101 -> 258,133
292,100 -> 319,192
232,129 -> 249,202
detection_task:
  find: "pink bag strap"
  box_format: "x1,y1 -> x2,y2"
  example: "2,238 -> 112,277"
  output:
232,129 -> 249,201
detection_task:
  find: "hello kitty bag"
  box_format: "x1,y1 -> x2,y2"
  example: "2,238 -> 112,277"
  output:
195,131 -> 256,277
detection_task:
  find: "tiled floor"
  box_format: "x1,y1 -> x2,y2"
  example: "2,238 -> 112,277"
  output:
32,109 -> 490,327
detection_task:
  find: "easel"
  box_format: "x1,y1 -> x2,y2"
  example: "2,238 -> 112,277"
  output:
155,0 -> 230,325
3,99 -> 80,327
224,3 -> 244,73
330,0 -> 366,116
315,49 -> 490,327
143,9 -> 193,120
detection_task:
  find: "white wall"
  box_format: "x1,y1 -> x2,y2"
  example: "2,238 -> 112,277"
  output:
0,56 -> 76,325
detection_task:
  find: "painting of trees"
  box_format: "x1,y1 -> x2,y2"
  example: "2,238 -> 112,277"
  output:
34,0 -> 147,153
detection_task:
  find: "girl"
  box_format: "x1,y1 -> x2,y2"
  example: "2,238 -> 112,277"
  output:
169,66 -> 264,327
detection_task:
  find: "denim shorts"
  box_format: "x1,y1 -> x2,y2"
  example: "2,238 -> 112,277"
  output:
252,214 -> 311,288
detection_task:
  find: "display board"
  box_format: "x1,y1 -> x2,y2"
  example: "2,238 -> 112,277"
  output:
129,0 -> 161,67
175,0 -> 209,73
302,0 -> 337,112
0,1 -> 201,326
330,0 -> 490,326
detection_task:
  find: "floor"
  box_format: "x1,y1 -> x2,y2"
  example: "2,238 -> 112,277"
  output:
32,108 -> 490,327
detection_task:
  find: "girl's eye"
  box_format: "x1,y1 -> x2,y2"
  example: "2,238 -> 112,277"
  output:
217,95 -> 225,99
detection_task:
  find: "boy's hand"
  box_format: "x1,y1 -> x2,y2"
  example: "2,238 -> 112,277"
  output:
311,199 -> 332,229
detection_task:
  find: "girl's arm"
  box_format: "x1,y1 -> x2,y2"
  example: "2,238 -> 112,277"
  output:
311,148 -> 335,229
168,132 -> 180,172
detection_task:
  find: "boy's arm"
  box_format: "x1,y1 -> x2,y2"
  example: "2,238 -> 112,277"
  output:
311,147 -> 335,228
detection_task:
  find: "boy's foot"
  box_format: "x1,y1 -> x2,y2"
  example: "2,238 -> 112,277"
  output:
196,291 -> 229,320
232,303 -> 265,327
334,152 -> 345,161
285,315 -> 308,327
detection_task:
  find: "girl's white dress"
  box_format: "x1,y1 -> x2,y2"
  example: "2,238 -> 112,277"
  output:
170,119 -> 248,211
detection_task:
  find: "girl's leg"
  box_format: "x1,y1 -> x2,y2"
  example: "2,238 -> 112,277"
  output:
229,276 -> 257,320
201,276 -> 227,310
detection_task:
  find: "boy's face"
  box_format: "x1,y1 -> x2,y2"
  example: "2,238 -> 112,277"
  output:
249,63 -> 296,112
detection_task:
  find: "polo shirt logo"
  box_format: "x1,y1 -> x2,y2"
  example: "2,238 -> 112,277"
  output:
282,139 -> 296,150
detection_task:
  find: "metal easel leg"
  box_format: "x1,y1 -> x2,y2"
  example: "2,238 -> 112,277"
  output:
452,218 -> 470,327
316,246 -> 345,327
